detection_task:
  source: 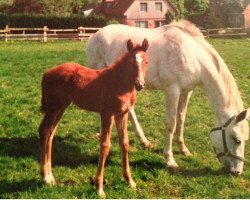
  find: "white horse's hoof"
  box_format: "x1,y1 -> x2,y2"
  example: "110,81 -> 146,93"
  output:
142,140 -> 152,148
181,149 -> 192,156
164,155 -> 179,171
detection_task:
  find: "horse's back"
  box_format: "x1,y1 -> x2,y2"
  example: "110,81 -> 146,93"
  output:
87,24 -> 156,68
86,22 -> 218,90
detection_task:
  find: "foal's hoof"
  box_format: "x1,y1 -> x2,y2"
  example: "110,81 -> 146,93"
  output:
129,180 -> 137,191
97,189 -> 106,199
43,175 -> 56,185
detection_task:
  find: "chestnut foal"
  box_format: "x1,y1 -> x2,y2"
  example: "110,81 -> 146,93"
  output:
39,39 -> 149,198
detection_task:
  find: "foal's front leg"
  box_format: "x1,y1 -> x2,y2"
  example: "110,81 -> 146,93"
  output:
96,114 -> 114,198
115,113 -> 136,190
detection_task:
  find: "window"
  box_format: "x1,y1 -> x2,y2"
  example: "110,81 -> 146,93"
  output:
155,2 -> 163,12
105,2 -> 113,8
135,21 -> 148,28
140,3 -> 148,12
155,21 -> 165,27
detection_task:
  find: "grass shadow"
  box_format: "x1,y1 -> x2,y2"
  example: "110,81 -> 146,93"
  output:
0,178 -> 43,198
0,135 -> 100,169
131,157 -> 226,178
174,166 -> 225,177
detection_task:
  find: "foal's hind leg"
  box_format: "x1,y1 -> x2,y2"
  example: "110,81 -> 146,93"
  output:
175,91 -> 192,156
39,104 -> 69,185
116,113 -> 136,190
129,106 -> 151,148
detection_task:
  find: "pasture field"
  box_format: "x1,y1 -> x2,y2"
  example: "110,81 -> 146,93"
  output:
0,39 -> 250,198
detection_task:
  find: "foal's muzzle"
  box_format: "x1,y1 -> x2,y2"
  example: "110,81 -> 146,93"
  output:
135,80 -> 146,91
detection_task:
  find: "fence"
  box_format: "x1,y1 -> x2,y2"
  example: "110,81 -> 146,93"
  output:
0,26 -> 248,42
0,26 -> 101,42
205,27 -> 247,38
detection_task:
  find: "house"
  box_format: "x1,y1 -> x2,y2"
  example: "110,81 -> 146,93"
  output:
93,0 -> 178,28
243,3 -> 250,32
82,3 -> 98,16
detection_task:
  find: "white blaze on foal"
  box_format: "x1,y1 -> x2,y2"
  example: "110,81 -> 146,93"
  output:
135,53 -> 145,87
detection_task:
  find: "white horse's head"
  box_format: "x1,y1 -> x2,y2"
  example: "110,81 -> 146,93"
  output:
210,109 -> 249,175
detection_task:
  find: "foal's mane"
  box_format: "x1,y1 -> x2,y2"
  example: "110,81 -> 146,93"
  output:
109,44 -> 144,67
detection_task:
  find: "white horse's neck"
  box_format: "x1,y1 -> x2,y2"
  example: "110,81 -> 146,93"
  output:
201,58 -> 244,126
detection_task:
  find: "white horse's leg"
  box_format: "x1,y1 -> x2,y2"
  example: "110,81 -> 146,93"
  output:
128,106 -> 151,148
175,91 -> 192,156
163,85 -> 180,169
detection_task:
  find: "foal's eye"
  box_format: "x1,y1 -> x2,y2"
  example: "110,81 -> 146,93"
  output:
233,137 -> 241,145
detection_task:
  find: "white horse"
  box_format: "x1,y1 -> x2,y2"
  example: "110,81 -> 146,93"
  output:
86,20 -> 249,175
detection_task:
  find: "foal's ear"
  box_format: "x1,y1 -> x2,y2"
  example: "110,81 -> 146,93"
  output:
142,38 -> 149,52
127,39 -> 134,52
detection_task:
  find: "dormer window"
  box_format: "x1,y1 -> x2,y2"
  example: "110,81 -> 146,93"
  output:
140,2 -> 148,12
155,2 -> 163,12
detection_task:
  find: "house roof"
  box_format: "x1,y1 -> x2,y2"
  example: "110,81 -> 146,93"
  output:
94,0 -> 179,19
82,3 -> 97,12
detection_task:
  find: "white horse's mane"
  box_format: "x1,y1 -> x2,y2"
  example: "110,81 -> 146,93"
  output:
168,19 -> 204,38
166,20 -> 243,112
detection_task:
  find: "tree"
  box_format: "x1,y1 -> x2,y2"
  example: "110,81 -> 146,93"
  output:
170,0 -> 210,18
0,0 -> 100,15
185,0 -> 210,16
11,0 -> 43,14
38,0 -> 99,16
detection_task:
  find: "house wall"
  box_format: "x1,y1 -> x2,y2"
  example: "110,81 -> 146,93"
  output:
125,0 -> 171,28
243,4 -> 250,32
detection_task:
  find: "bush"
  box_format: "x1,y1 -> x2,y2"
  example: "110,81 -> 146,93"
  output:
0,14 -> 109,29
0,14 -> 9,29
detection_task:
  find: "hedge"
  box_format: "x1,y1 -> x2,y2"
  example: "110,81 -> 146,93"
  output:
0,14 -> 109,29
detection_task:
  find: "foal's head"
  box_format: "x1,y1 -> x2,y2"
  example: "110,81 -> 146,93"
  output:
126,39 -> 149,91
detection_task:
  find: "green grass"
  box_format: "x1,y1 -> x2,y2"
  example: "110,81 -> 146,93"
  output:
0,39 -> 250,198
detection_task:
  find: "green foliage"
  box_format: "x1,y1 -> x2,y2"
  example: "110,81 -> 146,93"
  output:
0,13 -> 8,28
0,39 -> 250,198
10,0 -> 43,14
107,19 -> 119,25
170,0 -> 186,19
0,0 -> 13,5
185,0 -> 210,16
0,0 -> 100,16
0,13 -> 108,28
204,0 -> 245,28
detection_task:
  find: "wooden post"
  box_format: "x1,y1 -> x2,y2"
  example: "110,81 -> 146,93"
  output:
4,25 -> 8,42
43,26 -> 48,42
78,26 -> 83,42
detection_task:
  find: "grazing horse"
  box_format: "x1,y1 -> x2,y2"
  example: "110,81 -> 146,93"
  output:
86,20 -> 250,175
39,39 -> 149,198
